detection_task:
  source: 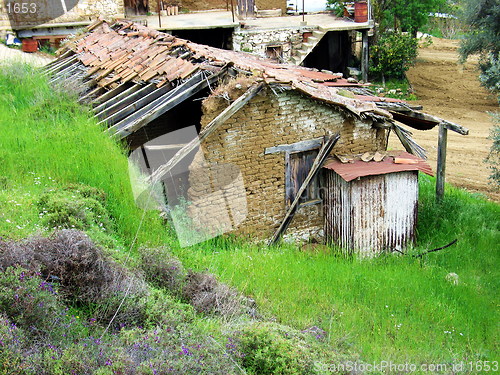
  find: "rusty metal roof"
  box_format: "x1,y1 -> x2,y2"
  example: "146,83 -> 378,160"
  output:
323,152 -> 434,182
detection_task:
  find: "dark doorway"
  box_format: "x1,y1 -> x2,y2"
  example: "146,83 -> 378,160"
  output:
238,0 -> 255,18
124,0 -> 149,15
302,31 -> 354,76
171,28 -> 234,50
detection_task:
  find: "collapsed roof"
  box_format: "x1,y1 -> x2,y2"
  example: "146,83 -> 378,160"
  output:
45,20 -> 467,157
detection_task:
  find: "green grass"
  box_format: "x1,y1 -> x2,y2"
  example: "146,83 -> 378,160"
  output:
371,78 -> 418,100
171,180 -> 499,364
0,63 -> 168,248
0,63 -> 498,370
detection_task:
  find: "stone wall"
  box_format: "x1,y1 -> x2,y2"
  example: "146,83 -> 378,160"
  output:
0,0 -> 123,32
233,26 -> 312,63
186,81 -> 389,243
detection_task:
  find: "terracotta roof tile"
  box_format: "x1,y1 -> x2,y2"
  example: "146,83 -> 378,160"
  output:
55,20 -> 393,119
323,152 -> 433,182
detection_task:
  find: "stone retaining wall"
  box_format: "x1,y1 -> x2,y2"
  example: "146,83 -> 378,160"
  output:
233,26 -> 313,63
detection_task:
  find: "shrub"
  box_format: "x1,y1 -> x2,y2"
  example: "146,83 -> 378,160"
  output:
233,322 -> 326,375
0,230 -> 145,306
0,313 -> 26,375
141,288 -> 195,328
182,270 -> 257,319
37,184 -> 112,233
138,246 -> 185,293
0,267 -> 61,336
370,31 -> 419,80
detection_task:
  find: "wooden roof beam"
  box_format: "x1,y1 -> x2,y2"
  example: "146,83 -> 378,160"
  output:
95,83 -> 157,120
99,84 -> 172,126
147,82 -> 265,185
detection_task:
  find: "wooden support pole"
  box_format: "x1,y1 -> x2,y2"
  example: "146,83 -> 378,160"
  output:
361,30 -> 369,82
268,134 -> 340,246
158,0 -> 162,28
436,122 -> 448,200
148,82 -> 265,184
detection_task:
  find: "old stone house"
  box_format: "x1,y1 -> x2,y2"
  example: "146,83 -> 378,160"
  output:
46,20 -> 466,253
188,79 -> 389,242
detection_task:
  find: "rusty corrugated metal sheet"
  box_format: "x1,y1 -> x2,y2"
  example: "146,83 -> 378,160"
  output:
324,168 -> 419,255
323,152 -> 433,182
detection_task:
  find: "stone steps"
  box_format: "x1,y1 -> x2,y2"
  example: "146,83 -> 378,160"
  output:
291,28 -> 327,65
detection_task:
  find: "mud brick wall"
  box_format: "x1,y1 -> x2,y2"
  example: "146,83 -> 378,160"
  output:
180,0 -> 227,11
0,10 -> 10,38
255,0 -> 286,13
187,84 -> 388,242
233,27 -> 312,63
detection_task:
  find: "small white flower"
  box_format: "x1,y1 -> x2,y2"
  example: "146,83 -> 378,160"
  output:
5,219 -> 11,223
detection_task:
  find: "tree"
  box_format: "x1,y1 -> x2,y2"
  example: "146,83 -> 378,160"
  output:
459,0 -> 500,102
369,31 -> 419,80
373,0 -> 447,34
459,0 -> 500,186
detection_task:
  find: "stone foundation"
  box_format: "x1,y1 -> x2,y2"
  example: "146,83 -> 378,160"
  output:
233,26 -> 314,63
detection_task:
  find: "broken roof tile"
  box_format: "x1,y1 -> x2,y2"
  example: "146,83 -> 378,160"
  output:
323,152 -> 434,181
52,20 -> 392,120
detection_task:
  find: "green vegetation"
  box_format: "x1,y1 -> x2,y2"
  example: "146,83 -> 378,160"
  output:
0,64 -> 499,373
173,176 -> 499,363
458,0 -> 499,186
459,0 -> 500,103
369,32 -> 419,81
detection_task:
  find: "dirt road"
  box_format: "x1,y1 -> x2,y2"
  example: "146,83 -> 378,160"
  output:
0,44 -> 54,66
389,37 -> 499,201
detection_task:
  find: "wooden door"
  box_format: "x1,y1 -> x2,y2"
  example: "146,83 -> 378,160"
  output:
237,0 -> 254,18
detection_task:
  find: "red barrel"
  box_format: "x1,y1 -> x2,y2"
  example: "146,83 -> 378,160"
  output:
22,39 -> 38,53
354,1 -> 368,23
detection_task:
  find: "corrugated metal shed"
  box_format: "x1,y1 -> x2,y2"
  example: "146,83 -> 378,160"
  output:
322,152 -> 433,256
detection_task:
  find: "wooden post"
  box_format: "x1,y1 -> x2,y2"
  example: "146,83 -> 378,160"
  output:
361,30 -> 369,82
158,0 -> 162,28
230,0 -> 235,22
436,122 -> 448,200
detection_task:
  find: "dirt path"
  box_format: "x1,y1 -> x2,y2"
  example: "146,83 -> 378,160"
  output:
0,44 -> 54,67
389,37 -> 499,201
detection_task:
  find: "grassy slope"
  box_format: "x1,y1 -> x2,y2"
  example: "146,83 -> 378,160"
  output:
0,64 -> 168,248
173,179 -> 499,363
1,64 -> 498,368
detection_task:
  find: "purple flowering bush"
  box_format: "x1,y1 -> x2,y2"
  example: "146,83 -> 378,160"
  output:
0,232 -> 341,374
0,267 -> 61,336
